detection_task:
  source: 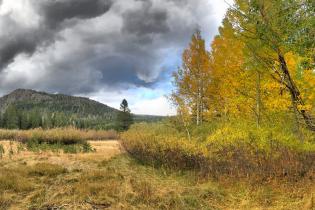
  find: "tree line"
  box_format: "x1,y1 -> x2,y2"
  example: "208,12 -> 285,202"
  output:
0,98 -> 133,131
171,0 -> 314,134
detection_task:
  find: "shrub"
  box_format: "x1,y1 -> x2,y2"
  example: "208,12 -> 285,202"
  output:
122,122 -> 315,179
26,140 -> 93,154
204,122 -> 315,178
122,123 -> 207,169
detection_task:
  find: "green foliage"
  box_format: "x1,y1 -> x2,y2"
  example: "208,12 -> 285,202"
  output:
25,138 -> 94,154
2,105 -> 19,129
82,141 -> 94,153
116,99 -> 133,131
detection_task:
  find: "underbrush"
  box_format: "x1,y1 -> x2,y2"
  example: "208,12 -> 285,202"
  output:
122,121 -> 315,179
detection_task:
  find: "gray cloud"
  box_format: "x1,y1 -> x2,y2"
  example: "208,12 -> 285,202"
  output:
38,0 -> 112,29
0,0 -> 226,96
122,1 -> 169,37
0,0 -> 112,69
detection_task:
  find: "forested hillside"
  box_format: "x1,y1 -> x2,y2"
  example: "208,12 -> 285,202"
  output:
0,89 -> 163,130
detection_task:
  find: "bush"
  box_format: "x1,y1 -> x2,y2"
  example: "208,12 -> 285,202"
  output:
122,123 -> 207,169
122,122 -> 315,179
204,122 -> 315,178
26,140 -> 93,154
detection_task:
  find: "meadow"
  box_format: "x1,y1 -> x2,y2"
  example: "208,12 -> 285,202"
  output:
0,126 -> 314,209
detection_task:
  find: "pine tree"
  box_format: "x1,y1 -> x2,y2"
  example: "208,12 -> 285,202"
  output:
29,109 -> 42,128
3,105 -> 19,129
20,111 -> 30,129
116,99 -> 133,131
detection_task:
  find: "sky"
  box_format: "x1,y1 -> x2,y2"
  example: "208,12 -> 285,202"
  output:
0,0 -> 232,116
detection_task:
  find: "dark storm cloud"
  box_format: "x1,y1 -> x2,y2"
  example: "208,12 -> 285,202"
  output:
0,0 -> 112,69
0,32 -> 36,69
38,0 -> 112,29
0,0 -> 224,96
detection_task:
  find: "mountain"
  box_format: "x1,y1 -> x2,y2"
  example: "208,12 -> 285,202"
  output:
0,89 -> 119,116
0,89 -> 164,129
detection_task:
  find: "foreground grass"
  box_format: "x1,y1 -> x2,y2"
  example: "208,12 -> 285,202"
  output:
0,145 -> 314,209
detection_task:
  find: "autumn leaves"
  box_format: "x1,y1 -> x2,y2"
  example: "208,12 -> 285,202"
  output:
171,0 -> 314,130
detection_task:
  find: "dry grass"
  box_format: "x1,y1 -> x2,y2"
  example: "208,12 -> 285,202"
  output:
0,140 -> 315,209
0,128 -> 118,144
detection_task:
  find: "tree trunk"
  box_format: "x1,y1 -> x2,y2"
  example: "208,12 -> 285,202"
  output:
278,53 -> 315,131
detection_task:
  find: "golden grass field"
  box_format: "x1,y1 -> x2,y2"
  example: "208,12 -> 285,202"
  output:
0,140 -> 123,169
0,139 -> 315,209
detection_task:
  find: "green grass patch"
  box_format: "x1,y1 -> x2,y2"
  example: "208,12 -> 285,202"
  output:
26,139 -> 94,154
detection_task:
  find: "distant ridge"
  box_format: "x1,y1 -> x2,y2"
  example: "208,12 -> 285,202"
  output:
0,89 -> 164,129
0,89 -> 118,116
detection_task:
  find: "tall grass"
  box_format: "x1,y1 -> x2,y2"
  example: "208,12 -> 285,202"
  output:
122,122 -> 315,179
0,128 -> 118,144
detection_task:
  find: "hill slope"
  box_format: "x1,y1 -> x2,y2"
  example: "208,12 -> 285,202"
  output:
0,89 -> 164,129
0,89 -> 119,117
